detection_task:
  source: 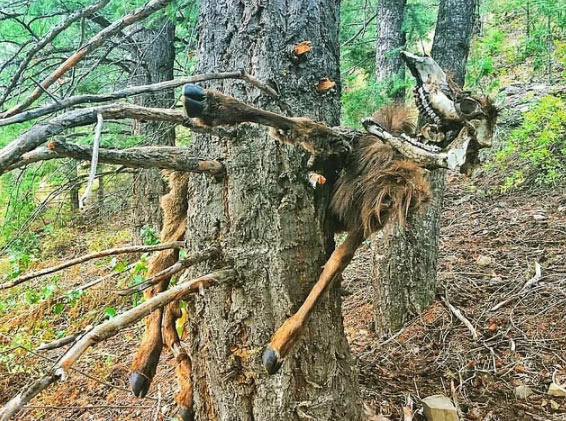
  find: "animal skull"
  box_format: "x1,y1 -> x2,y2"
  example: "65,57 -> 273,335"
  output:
365,51 -> 498,173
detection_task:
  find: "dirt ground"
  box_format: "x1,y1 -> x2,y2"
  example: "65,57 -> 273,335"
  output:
1,174 -> 565,420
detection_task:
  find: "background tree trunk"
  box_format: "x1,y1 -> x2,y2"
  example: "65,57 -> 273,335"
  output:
371,0 -> 477,336
375,0 -> 407,99
183,1 -> 361,420
67,160 -> 79,212
131,21 -> 175,242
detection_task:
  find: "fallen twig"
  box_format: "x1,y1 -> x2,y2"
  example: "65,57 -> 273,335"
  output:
491,262 -> 542,311
441,295 -> 479,340
117,246 -> 220,295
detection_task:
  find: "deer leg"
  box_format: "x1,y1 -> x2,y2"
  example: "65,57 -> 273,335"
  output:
263,230 -> 364,374
162,300 -> 194,421
129,276 -> 171,398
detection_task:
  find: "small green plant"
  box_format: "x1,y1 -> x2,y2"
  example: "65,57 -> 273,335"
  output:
140,226 -> 160,245
496,95 -> 566,190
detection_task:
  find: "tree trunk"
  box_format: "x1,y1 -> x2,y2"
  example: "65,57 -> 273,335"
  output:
372,0 -> 477,336
67,160 -> 79,211
97,164 -> 104,218
131,21 -> 175,242
183,1 -> 361,420
375,0 -> 407,99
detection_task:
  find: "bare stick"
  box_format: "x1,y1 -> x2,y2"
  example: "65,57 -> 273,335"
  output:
79,113 -> 103,208
72,263 -> 136,293
118,247 -> 220,295
0,0 -> 172,118
0,269 -> 236,421
37,332 -> 84,351
491,262 -> 543,311
7,141 -> 225,175
0,71 -> 243,127
441,295 -> 479,340
0,241 -> 184,290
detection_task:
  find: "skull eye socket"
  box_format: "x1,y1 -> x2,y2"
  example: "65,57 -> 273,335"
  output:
458,97 -> 480,115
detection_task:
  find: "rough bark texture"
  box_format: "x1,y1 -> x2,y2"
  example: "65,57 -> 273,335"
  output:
131,21 -> 176,242
372,0 -> 477,335
184,1 -> 361,420
375,0 -> 407,98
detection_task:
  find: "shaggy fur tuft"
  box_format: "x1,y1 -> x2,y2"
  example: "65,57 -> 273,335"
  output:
331,136 -> 431,236
371,104 -> 417,136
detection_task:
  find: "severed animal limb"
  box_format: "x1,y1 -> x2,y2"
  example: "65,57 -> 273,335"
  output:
162,302 -> 194,421
263,230 -> 364,374
130,172 -> 189,398
182,84 -> 352,159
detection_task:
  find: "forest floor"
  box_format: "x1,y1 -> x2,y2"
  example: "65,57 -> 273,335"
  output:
345,173 -> 566,421
1,174 -> 565,421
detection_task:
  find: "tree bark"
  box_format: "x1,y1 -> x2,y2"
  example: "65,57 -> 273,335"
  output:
184,1 -> 361,420
372,0 -> 477,335
67,160 -> 80,211
375,0 -> 407,99
131,21 -> 176,242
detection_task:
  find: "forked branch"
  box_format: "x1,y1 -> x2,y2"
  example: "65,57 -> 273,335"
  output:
118,246 -> 220,296
0,241 -> 185,290
0,103 -> 231,175
0,268 -> 236,421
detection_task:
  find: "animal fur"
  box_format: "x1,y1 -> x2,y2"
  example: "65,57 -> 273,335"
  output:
370,104 -> 417,136
130,171 -> 190,397
331,134 -> 431,236
331,105 -> 430,236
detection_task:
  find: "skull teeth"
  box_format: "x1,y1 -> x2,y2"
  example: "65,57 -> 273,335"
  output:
415,87 -> 441,124
400,133 -> 442,153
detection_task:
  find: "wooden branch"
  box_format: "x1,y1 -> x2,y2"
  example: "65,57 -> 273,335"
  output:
0,0 -> 171,118
0,103 -> 231,175
37,332 -> 83,351
0,269 -> 236,421
117,247 -> 220,296
490,262 -> 543,311
72,263 -> 136,293
0,242 -> 185,290
0,71 -> 245,127
47,141 -> 224,174
79,113 -> 103,208
0,374 -> 59,421
441,295 -> 479,340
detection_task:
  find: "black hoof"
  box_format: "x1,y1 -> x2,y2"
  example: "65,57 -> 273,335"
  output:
263,346 -> 283,375
129,372 -> 150,398
182,84 -> 206,117
178,406 -> 195,421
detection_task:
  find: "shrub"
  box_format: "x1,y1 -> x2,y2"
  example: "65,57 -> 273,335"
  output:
496,95 -> 566,190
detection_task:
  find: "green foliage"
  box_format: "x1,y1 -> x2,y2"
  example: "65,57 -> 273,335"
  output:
496,95 -> 566,190
342,75 -> 389,128
140,225 -> 160,245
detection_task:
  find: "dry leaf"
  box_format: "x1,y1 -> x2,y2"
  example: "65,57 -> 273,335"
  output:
294,41 -> 312,55
316,78 -> 336,92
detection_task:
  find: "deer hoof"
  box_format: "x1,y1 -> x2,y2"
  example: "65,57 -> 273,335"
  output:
263,346 -> 283,375
182,84 -> 206,117
129,372 -> 151,398
178,407 -> 195,421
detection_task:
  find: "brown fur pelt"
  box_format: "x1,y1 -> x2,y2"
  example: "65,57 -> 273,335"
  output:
370,104 -> 417,136
330,135 -> 431,236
